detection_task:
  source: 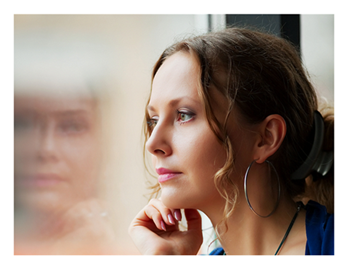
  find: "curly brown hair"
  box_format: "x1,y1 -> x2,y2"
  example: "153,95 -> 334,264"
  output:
143,27 -> 334,236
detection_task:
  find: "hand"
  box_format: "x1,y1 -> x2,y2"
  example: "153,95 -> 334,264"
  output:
45,199 -> 117,254
128,198 -> 203,255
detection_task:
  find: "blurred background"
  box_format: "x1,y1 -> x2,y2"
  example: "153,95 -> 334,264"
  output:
14,14 -> 334,255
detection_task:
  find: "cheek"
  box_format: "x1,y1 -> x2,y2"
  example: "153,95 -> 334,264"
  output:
60,134 -> 101,179
228,127 -> 256,173
14,132 -> 42,176
198,143 -> 226,177
14,130 -> 39,157
151,155 -> 156,167
181,127 -> 226,175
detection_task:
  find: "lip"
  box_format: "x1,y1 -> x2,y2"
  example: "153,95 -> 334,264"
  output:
15,173 -> 64,188
156,168 -> 182,183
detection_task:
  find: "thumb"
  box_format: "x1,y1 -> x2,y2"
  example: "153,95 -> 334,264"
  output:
184,209 -> 202,232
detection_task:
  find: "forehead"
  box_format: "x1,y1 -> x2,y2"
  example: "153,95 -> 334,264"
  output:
149,52 -> 201,106
14,93 -> 97,117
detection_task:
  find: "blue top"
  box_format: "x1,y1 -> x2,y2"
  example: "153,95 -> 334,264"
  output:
209,201 -> 334,255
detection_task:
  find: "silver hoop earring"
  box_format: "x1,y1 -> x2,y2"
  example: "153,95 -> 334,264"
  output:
244,159 -> 281,218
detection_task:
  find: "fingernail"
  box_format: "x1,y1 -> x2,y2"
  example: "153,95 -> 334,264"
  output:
174,210 -> 182,221
161,220 -> 166,231
168,214 -> 175,224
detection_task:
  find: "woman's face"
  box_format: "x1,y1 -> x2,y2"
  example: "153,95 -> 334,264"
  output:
14,93 -> 102,213
146,51 -> 232,211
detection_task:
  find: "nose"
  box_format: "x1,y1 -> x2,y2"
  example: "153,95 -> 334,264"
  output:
146,120 -> 172,157
37,122 -> 59,162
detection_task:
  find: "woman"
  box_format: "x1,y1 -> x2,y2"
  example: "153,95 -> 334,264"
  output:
14,36 -> 117,254
129,27 -> 334,255
14,91 -> 118,254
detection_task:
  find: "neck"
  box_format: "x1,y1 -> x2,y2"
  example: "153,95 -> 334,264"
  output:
202,194 -> 306,255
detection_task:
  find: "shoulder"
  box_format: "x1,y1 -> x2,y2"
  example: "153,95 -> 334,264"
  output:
305,200 -> 334,255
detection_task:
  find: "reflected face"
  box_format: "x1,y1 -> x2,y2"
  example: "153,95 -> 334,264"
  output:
14,94 -> 101,213
146,52 -> 227,210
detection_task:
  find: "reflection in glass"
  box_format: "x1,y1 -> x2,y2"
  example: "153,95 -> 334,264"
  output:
14,31 -> 117,255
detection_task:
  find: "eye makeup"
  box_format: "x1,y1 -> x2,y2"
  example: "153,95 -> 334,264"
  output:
177,110 -> 196,124
57,118 -> 89,134
147,118 -> 158,129
146,107 -> 196,131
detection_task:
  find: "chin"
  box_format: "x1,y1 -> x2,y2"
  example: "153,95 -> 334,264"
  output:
16,191 -> 72,214
160,197 -> 182,209
160,189 -> 199,210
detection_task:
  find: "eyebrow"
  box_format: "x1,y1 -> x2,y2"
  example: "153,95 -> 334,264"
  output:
147,96 -> 201,112
52,109 -> 91,116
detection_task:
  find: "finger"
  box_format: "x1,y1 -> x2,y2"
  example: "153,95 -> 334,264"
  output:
184,209 -> 202,232
149,199 -> 177,226
173,209 -> 182,222
143,204 -> 167,231
159,197 -> 181,221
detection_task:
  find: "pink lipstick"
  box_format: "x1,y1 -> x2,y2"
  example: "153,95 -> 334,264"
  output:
156,168 -> 182,183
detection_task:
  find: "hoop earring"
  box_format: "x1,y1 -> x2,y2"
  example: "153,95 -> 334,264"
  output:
244,159 -> 281,218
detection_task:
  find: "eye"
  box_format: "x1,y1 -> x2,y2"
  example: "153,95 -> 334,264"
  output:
147,119 -> 158,130
58,119 -> 88,134
177,111 -> 195,123
14,115 -> 35,132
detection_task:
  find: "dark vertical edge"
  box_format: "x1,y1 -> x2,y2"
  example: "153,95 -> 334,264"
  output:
208,14 -> 212,32
280,15 -> 301,54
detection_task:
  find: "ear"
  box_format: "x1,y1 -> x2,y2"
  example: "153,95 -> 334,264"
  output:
253,114 -> 286,164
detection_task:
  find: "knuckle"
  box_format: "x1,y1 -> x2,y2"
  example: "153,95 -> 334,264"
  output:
149,198 -> 158,204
